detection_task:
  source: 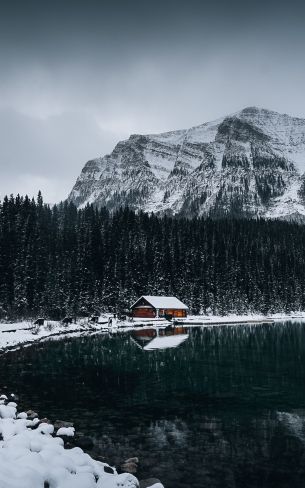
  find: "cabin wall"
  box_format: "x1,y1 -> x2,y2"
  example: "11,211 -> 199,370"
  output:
160,309 -> 187,318
133,307 -> 156,318
132,307 -> 187,318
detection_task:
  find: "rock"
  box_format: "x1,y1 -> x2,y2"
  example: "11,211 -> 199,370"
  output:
121,456 -> 139,474
26,409 -> 38,420
39,417 -> 51,424
57,435 -> 74,447
121,461 -> 138,474
124,457 -> 139,464
139,479 -> 164,488
104,465 -> 115,474
54,419 -> 74,430
72,435 -> 94,450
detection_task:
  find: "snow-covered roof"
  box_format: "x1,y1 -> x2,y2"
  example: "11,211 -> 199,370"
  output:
132,296 -> 188,310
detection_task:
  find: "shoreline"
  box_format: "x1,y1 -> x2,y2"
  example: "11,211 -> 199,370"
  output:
0,391 -> 163,488
1,313 -> 305,354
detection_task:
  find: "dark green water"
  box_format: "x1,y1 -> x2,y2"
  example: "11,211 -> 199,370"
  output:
1,322 -> 305,488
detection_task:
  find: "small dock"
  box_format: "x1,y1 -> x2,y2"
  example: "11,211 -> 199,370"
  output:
173,318 -> 275,327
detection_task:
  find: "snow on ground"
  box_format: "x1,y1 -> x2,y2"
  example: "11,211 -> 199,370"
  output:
180,312 -> 305,324
264,177 -> 305,219
1,312 -> 305,354
0,320 -> 109,353
0,396 -> 142,488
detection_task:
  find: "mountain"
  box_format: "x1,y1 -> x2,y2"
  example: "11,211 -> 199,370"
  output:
68,107 -> 305,219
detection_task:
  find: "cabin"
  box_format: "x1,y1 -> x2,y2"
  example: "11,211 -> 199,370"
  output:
131,296 -> 188,319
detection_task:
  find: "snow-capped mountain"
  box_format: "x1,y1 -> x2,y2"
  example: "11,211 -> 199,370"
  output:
68,107 -> 305,219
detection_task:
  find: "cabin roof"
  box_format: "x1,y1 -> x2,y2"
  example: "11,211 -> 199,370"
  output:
132,295 -> 188,310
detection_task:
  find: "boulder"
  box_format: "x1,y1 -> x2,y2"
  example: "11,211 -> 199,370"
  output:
121,461 -> 138,474
121,457 -> 139,474
39,417 -> 51,424
124,457 -> 139,464
26,409 -> 38,420
54,419 -> 74,430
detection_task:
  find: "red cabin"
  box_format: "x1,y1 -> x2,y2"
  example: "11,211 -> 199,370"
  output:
131,296 -> 188,319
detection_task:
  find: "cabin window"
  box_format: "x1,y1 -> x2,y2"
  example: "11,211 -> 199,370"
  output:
163,309 -> 186,317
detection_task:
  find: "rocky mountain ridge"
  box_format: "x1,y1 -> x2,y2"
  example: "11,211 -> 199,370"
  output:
68,107 -> 305,219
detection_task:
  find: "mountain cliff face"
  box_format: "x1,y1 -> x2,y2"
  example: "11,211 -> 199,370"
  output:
68,107 -> 305,219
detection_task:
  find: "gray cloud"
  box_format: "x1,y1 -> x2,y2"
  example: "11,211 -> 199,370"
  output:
0,0 -> 305,201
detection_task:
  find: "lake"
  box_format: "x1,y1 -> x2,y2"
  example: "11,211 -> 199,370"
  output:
1,322 -> 305,488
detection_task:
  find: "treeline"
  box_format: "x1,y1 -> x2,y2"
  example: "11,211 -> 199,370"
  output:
0,192 -> 305,319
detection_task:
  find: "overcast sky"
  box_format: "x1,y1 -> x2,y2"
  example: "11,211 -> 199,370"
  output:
1,0 -> 305,202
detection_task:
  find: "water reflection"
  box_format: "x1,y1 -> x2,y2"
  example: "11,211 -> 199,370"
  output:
131,326 -> 189,350
1,322 -> 305,487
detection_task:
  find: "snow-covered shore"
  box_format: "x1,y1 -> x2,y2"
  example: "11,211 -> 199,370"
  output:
0,319 -> 102,353
176,311 -> 305,325
1,313 -> 305,354
0,393 -> 164,488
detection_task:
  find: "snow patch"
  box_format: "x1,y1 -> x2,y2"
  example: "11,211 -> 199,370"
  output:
57,427 -> 75,437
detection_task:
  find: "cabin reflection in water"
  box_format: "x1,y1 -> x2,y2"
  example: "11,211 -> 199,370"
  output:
131,326 -> 189,351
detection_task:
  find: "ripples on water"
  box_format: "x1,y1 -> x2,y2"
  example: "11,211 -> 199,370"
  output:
1,322 -> 305,488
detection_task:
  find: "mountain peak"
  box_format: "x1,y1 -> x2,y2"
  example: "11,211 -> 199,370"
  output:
68,108 -> 305,221
238,106 -> 285,118
240,105 -> 262,114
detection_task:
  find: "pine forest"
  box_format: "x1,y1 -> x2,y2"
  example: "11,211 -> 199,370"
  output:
0,192 -> 304,320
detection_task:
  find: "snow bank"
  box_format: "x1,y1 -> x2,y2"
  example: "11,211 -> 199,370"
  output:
175,312 -> 305,325
0,394 -> 140,488
56,427 -> 75,437
0,320 -> 108,353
